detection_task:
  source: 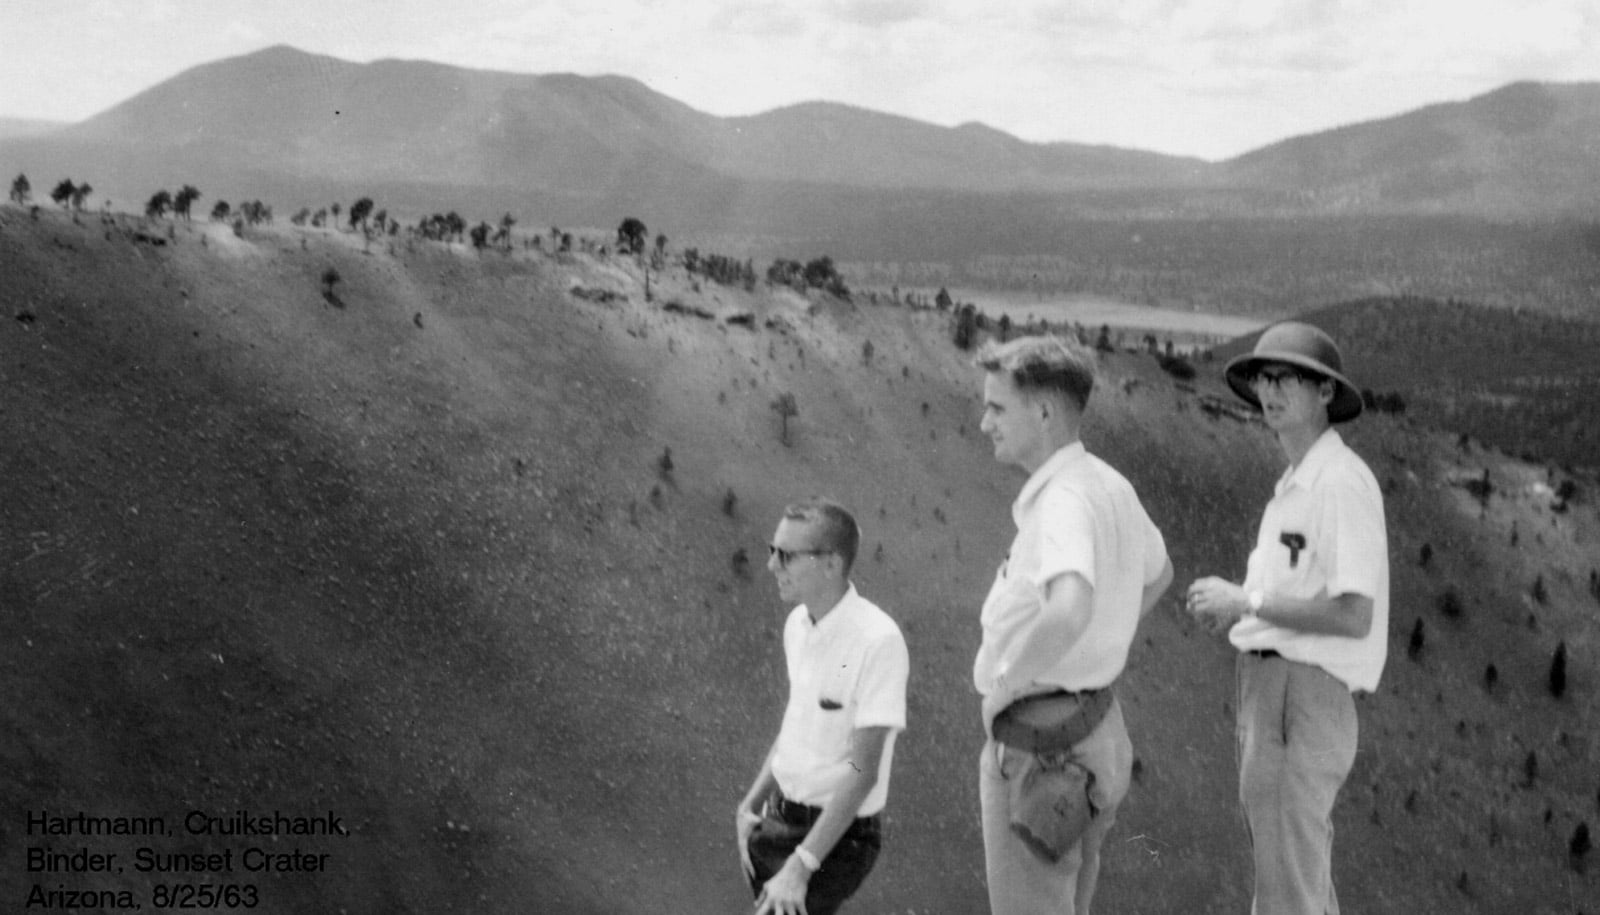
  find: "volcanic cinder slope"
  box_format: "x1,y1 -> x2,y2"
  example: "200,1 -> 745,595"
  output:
2,206 -> 1596,913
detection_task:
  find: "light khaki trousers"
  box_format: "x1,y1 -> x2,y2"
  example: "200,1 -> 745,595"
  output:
979,697 -> 1131,915
1237,652 -> 1358,915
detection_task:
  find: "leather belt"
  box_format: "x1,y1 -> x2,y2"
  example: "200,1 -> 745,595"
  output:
770,795 -> 882,835
991,688 -> 1114,754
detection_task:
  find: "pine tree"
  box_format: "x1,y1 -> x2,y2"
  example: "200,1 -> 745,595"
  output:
1549,641 -> 1567,698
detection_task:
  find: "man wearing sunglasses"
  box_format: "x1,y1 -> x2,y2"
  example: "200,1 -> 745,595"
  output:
1186,321 -> 1389,914
735,499 -> 909,915
973,335 -> 1173,915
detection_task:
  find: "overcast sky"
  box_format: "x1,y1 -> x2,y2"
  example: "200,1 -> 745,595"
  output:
3,0 -> 1598,160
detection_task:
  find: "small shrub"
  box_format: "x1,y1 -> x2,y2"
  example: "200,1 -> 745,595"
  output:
1532,575 -> 1548,605
722,488 -> 737,517
1523,750 -> 1538,787
1484,663 -> 1498,690
1406,618 -> 1425,661
1571,822 -> 1591,871
731,547 -> 750,579
658,446 -> 674,475
770,393 -> 798,446
1157,354 -> 1196,381
1437,587 -> 1464,620
1549,641 -> 1567,698
1419,542 -> 1433,568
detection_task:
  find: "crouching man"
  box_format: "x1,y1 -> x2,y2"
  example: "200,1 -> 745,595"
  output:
735,499 -> 910,915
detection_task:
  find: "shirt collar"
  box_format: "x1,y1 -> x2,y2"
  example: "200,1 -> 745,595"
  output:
1277,427 -> 1344,495
1014,441 -> 1087,522
801,583 -> 860,632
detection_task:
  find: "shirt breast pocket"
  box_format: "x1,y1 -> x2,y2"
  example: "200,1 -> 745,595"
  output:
1274,529 -> 1321,593
816,663 -> 858,735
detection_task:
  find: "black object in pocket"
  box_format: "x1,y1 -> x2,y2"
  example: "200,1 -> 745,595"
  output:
819,697 -> 843,710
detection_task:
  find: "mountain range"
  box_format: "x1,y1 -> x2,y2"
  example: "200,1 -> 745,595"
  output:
4,45 -> 1599,236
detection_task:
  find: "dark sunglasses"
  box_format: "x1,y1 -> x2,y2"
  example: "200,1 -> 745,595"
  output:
769,544 -> 834,568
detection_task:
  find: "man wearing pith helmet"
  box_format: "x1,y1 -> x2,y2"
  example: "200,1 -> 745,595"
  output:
1186,321 -> 1389,914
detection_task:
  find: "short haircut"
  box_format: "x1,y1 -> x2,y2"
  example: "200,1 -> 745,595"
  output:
976,335 -> 1096,411
782,498 -> 860,576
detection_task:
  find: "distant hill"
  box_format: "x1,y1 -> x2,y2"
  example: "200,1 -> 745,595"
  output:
0,117 -> 63,140
3,204 -> 1597,914
25,45 -> 1201,197
1221,81 -> 1600,214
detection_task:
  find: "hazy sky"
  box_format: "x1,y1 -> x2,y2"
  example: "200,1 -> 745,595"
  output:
3,0 -> 1598,160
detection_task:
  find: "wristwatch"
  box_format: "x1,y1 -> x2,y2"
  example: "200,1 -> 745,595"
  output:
1246,590 -> 1264,616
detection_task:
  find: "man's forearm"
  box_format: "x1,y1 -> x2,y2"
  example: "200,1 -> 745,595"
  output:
792,727 -> 891,866
992,572 -> 1093,696
1256,591 -> 1373,638
740,742 -> 781,814
793,772 -> 877,867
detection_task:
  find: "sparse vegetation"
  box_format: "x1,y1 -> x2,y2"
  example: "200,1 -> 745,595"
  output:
9,173 -> 29,206
1436,587 -> 1463,620
767,256 -> 850,299
50,178 -> 76,210
144,189 -> 172,219
770,392 -> 798,446
1548,641 -> 1567,698
173,185 -> 201,221
616,217 -> 647,256
1157,353 -> 1196,380
951,303 -> 978,350
349,197 -> 374,232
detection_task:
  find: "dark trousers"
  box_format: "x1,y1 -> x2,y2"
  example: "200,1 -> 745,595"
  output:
746,799 -> 882,915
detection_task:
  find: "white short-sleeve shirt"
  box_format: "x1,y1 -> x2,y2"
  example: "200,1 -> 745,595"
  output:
974,442 -> 1170,703
1230,428 -> 1390,692
770,585 -> 909,816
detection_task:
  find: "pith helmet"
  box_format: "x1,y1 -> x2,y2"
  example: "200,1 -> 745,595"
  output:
1224,322 -> 1363,423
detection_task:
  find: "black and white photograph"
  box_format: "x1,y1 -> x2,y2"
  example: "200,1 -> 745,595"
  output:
3,2 -> 1599,912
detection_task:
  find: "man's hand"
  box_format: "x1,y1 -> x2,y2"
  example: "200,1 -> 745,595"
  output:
1186,576 -> 1247,632
754,856 -> 811,915
735,807 -> 760,880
